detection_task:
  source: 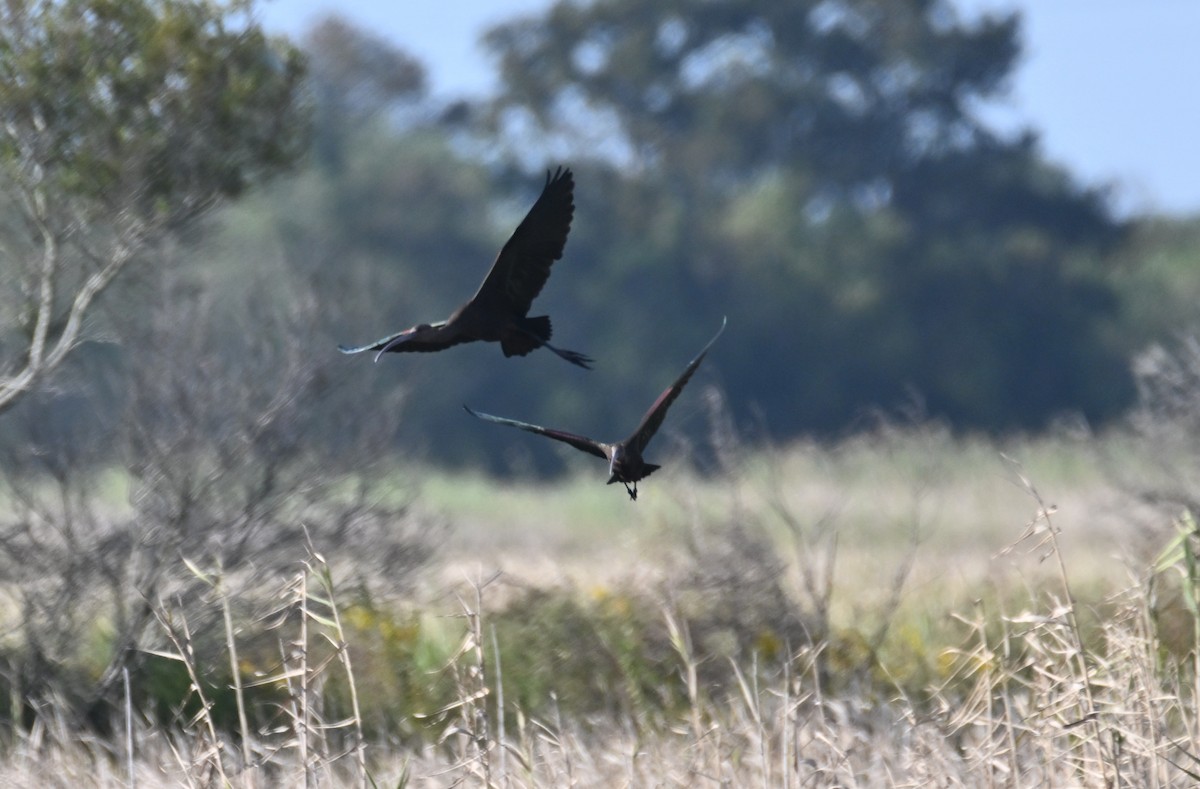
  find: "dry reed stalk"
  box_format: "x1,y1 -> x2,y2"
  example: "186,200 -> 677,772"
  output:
147,600 -> 230,786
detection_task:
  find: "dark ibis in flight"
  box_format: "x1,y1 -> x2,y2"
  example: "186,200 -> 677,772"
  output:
464,318 -> 726,500
339,167 -> 592,369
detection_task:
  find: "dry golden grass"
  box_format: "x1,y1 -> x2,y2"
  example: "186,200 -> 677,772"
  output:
1,428 -> 1196,787
427,428 -> 1152,613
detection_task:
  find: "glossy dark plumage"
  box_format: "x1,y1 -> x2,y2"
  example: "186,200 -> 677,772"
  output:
339,167 -> 592,369
465,318 -> 726,500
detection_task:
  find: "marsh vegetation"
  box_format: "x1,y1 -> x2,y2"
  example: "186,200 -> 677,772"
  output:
5,1 -> 1200,785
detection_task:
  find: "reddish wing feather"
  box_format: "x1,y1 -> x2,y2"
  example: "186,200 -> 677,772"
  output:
463,405 -> 608,460
625,318 -> 726,453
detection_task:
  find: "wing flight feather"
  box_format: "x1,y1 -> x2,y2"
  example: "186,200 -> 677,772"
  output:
472,167 -> 575,315
464,405 -> 608,460
626,318 -> 727,453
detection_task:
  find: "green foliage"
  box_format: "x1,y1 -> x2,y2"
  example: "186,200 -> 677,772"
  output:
330,602 -> 460,739
1109,216 -> 1200,345
213,130 -> 516,467
485,0 -> 1020,185
0,0 -> 307,225
0,0 -> 309,419
302,14 -> 426,170
135,651 -> 289,734
489,586 -> 684,725
5,0 -> 1186,470
479,0 -> 1133,437
1150,512 -> 1200,658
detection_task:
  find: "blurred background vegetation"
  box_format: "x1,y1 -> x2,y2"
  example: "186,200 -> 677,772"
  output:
6,0 -> 1197,476
6,0 -> 1200,770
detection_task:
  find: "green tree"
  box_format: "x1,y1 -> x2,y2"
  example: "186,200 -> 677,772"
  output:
302,14 -> 426,170
0,0 -> 307,415
208,17 -> 509,465
1107,216 -> 1200,345
482,0 -> 1130,434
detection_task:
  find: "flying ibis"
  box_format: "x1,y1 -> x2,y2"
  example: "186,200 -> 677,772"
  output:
340,167 -> 591,369
464,318 -> 726,500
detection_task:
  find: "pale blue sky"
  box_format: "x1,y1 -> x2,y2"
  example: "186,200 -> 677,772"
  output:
258,0 -> 1200,217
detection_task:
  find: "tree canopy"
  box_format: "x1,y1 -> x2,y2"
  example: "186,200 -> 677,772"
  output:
0,0 -> 307,414
477,0 -> 1132,436
2,1 -> 1171,475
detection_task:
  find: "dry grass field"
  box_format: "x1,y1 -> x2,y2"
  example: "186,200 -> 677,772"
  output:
1,425 -> 1198,787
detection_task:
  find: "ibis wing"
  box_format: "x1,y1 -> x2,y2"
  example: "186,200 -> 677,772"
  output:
463,405 -> 607,460
472,167 -> 574,316
625,318 -> 727,454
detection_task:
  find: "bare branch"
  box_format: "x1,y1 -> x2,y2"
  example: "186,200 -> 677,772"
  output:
0,0 -> 308,416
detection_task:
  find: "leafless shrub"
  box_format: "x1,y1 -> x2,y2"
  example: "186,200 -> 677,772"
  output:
0,268 -> 433,721
1126,335 -> 1200,515
667,517 -> 802,670
660,387 -> 820,670
660,394 -> 926,701
3,439 -> 1200,785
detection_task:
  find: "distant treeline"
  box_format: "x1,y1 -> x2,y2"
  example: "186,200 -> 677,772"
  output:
6,1 -> 1200,474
